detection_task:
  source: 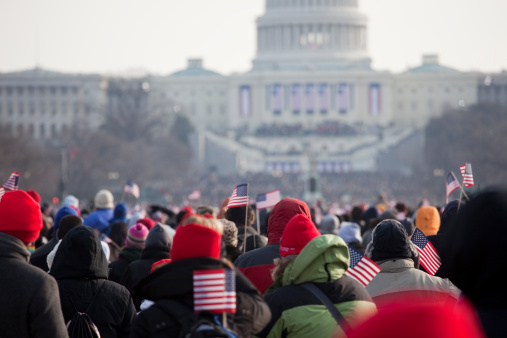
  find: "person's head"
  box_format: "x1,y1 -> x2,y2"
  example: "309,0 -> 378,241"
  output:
319,214 -> 341,235
94,189 -> 114,209
62,195 -> 80,215
136,217 -> 155,231
361,206 -> 379,224
365,219 -> 419,266
110,202 -> 128,224
273,214 -> 321,280
344,293 -> 485,338
145,223 -> 172,250
125,223 -> 149,248
224,205 -> 255,227
170,214 -> 223,262
57,215 -> 83,239
196,205 -> 217,218
53,206 -> 78,235
0,190 -> 42,246
280,214 -> 321,257
49,225 -> 108,279
218,218 -> 238,248
440,189 -> 507,313
267,198 -> 312,245
415,206 -> 440,236
350,206 -> 364,223
338,222 -> 362,244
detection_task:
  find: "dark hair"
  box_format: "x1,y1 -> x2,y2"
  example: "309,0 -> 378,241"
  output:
224,205 -> 255,226
57,215 -> 83,239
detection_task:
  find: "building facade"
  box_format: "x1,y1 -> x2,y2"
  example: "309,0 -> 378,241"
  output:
0,68 -> 105,140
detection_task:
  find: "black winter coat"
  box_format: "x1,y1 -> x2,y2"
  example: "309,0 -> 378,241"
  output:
120,244 -> 170,310
0,232 -> 68,337
130,257 -> 271,338
50,226 -> 136,338
108,246 -> 143,283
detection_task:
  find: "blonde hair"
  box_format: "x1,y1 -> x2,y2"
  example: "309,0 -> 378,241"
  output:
181,214 -> 224,236
271,255 -> 297,281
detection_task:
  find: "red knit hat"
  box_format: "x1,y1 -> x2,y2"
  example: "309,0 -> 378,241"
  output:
0,190 -> 43,243
280,214 -> 321,257
170,223 -> 222,261
26,189 -> 41,203
137,217 -> 155,230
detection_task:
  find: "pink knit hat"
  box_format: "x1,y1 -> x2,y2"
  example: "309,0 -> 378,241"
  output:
125,223 -> 149,247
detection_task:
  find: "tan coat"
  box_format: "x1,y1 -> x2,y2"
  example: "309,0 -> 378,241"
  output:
366,259 -> 460,304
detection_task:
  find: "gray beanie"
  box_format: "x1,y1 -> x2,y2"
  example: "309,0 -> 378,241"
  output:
145,223 -> 172,249
319,214 -> 341,235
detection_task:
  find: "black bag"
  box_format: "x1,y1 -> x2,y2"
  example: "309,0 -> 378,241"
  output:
153,298 -> 237,338
64,281 -> 104,338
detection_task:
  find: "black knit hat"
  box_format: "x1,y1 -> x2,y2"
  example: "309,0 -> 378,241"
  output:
367,219 -> 418,262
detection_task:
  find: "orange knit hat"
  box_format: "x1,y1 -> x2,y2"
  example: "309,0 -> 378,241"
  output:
415,206 -> 440,236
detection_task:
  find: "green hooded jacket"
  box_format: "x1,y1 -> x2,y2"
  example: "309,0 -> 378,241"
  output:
258,235 -> 376,338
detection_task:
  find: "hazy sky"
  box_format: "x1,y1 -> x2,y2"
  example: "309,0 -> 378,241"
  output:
1,0 -> 506,76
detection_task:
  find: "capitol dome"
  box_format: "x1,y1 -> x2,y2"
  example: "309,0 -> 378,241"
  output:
253,0 -> 371,71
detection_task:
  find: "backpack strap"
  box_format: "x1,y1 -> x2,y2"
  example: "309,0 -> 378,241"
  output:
62,280 -> 106,315
298,283 -> 350,332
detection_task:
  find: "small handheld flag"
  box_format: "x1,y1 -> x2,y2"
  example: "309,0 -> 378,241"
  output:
411,228 -> 441,275
460,163 -> 474,187
346,245 -> 381,286
0,187 -> 5,202
226,184 -> 249,208
445,172 -> 460,203
124,181 -> 140,199
193,268 -> 236,314
3,172 -> 20,191
256,190 -> 281,210
188,189 -> 202,201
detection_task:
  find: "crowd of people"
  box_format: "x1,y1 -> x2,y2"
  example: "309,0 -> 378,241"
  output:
0,181 -> 506,337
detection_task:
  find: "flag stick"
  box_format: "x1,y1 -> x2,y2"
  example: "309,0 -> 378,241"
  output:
222,313 -> 227,329
451,171 -> 470,202
244,184 -> 249,253
255,208 -> 260,247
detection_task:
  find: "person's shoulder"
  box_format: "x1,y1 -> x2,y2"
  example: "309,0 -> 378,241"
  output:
235,244 -> 279,267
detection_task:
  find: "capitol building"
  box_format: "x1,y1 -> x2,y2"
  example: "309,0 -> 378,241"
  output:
0,0 -> 502,177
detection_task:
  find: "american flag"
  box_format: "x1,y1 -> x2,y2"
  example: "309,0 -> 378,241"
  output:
239,85 -> 251,117
305,84 -> 315,113
411,228 -> 441,276
188,189 -> 201,201
226,184 -> 249,208
193,268 -> 236,314
446,172 -> 460,203
369,84 -> 381,115
291,84 -> 301,114
460,163 -> 474,187
271,84 -> 284,114
319,83 -> 329,113
337,83 -> 349,113
3,172 -> 20,191
124,181 -> 140,199
345,245 -> 381,286
256,190 -> 281,210
0,187 -> 5,202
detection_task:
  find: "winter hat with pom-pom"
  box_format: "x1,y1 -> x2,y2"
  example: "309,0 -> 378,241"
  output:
125,223 -> 149,248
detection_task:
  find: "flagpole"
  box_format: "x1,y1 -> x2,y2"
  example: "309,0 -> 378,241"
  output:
451,171 -> 469,202
255,208 -> 260,247
244,184 -> 249,253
